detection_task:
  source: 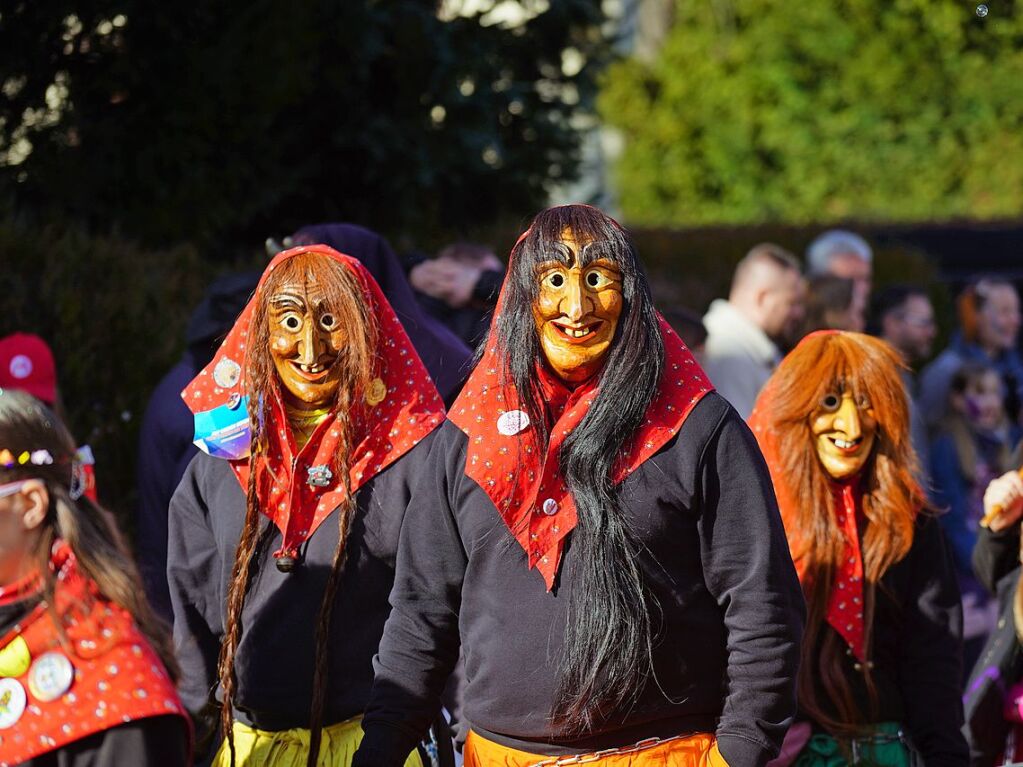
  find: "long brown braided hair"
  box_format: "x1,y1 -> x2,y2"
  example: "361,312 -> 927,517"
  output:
217,253 -> 376,767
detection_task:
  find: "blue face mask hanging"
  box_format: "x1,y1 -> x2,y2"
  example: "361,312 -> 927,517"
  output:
192,395 -> 251,460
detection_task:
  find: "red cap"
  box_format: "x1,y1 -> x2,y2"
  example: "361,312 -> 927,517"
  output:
0,334 -> 57,405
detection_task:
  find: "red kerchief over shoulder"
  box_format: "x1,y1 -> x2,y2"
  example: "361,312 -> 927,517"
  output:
449,315 -> 712,591
0,543 -> 188,765
751,393 -> 869,661
181,245 -> 445,563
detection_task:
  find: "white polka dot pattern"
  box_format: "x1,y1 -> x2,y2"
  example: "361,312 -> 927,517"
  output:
0,544 -> 187,765
448,316 -> 713,591
180,246 -> 445,560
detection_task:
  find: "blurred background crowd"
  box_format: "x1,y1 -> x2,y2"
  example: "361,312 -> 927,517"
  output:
3,0 -> 1023,683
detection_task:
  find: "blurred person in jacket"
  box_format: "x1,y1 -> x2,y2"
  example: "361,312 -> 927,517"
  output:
702,243 -> 805,419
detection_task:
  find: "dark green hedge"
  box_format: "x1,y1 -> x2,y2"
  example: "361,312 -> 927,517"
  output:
0,221 -> 211,532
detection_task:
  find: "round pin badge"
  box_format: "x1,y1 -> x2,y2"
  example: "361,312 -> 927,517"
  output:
27,652 -> 74,703
0,678 -> 27,728
213,358 -> 242,389
497,409 -> 530,436
366,378 -> 387,406
0,636 -> 31,678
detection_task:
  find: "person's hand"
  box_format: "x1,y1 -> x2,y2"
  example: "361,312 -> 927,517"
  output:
982,469 -> 1023,531
409,257 -> 482,308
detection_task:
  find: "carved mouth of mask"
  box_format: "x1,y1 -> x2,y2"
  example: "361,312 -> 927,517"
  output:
287,359 -> 334,382
550,320 -> 604,343
825,435 -> 864,454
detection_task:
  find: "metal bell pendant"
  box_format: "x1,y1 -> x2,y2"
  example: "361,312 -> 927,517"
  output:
275,553 -> 298,573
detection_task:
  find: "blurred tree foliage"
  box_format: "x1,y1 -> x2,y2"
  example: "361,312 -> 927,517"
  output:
600,0 -> 1023,226
0,0 -> 606,250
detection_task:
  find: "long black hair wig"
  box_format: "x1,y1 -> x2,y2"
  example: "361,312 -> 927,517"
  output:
497,205 -> 665,733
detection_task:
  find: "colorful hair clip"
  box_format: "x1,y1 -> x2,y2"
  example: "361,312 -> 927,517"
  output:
0,448 -> 56,468
30,450 -> 54,466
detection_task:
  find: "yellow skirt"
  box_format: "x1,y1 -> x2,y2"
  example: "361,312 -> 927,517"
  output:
212,716 -> 424,767
464,730 -> 729,767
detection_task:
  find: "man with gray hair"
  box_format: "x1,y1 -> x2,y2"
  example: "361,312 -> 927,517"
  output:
806,229 -> 873,307
702,243 -> 805,419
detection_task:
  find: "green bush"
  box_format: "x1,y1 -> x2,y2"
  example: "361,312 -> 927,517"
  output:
600,0 -> 1023,227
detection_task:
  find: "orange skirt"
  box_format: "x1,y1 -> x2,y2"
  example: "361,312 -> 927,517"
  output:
463,730 -> 729,767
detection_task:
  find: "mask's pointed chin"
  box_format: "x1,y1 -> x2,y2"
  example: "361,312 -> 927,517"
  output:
272,357 -> 342,410
538,334 -> 611,384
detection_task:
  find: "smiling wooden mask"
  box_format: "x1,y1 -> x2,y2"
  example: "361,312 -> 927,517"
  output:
531,228 -> 624,384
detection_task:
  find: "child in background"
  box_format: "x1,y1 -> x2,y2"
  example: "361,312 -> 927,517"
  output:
0,389 -> 188,765
930,362 -> 1021,670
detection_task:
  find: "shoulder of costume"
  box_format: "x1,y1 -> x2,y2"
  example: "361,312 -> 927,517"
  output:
0,570 -> 189,763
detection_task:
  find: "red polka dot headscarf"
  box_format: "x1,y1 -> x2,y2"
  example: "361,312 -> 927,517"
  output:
182,245 -> 444,562
448,219 -> 714,591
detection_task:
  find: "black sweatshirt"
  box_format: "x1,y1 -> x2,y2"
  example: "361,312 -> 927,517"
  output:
803,516 -> 968,766
0,600 -> 188,767
167,432 -> 437,737
355,393 -> 806,767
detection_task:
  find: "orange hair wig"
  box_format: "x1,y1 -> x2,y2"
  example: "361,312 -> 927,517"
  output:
749,331 -> 926,734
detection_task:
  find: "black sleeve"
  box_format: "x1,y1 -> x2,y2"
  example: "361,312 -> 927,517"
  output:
23,715 -> 189,767
166,455 -> 224,747
973,525 -> 1021,595
696,403 -> 806,766
354,431 -> 466,767
897,516 -> 969,767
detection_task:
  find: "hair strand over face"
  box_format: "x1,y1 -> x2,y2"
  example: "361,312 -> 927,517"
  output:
498,205 -> 666,732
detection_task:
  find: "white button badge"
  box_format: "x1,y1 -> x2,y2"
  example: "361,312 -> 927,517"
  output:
27,652 -> 74,703
0,678 -> 27,728
497,410 -> 530,436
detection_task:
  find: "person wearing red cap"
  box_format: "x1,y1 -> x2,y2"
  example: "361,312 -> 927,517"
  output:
167,245 -> 444,766
0,333 -> 58,407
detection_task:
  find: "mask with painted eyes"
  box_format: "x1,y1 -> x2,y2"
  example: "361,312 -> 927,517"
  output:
810,390 -> 878,480
268,276 -> 347,410
532,228 -> 624,384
